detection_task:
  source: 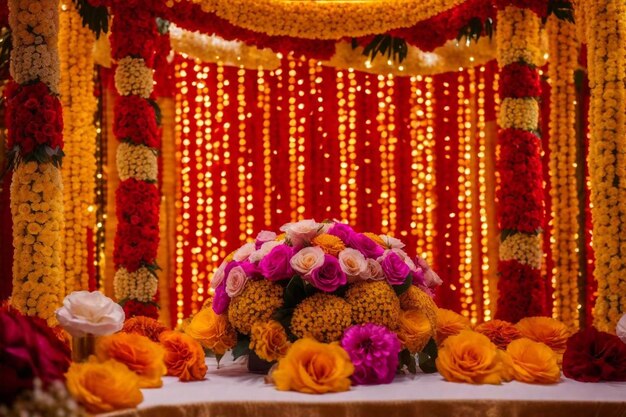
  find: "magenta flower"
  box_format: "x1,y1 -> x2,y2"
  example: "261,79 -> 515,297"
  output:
349,233 -> 384,259
341,323 -> 401,385
306,254 -> 347,292
328,222 -> 357,243
212,281 -> 230,315
380,251 -> 411,285
259,244 -> 294,281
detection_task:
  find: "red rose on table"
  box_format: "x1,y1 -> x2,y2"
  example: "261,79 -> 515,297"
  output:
0,308 -> 71,404
562,327 -> 626,382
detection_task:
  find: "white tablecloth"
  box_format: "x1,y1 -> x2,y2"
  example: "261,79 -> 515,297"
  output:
106,355 -> 626,417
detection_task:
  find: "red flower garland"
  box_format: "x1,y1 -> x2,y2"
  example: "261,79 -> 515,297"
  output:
496,260 -> 546,322
122,299 -> 159,320
4,81 -> 63,156
114,95 -> 160,148
563,327 -> 626,382
110,7 -> 158,66
114,179 -> 160,272
500,63 -> 541,98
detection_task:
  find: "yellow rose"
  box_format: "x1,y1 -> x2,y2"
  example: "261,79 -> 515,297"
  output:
250,320 -> 291,362
397,309 -> 433,353
505,338 -> 561,384
66,358 -> 143,413
184,308 -> 237,355
272,338 -> 354,394
436,330 -> 504,384
95,332 -> 166,388
436,308 -> 471,345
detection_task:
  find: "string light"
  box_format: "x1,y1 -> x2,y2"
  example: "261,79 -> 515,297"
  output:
337,70 -> 349,220
347,69 -> 359,222
258,68 -> 273,227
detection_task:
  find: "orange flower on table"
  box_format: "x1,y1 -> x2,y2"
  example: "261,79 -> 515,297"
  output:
516,317 -> 570,356
250,320 -> 291,362
436,308 -> 471,345
184,308 -> 237,355
272,338 -> 354,394
312,233 -> 346,256
505,338 -> 561,384
95,332 -> 166,388
65,358 -> 143,413
122,316 -> 169,343
436,330 -> 504,385
475,319 -> 522,349
159,330 -> 208,382
397,309 -> 433,353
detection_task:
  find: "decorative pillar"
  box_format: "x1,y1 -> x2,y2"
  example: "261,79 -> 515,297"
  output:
495,4 -> 547,321
7,0 -> 65,323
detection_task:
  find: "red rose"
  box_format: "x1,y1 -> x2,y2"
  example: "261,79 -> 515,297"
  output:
114,96 -> 159,148
123,300 -> 159,320
495,259 -> 546,322
0,308 -> 70,405
500,63 -> 541,98
563,327 -> 626,382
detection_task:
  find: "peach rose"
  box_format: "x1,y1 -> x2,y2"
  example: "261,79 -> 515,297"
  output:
280,219 -> 321,247
516,317 -> 570,355
249,240 -> 283,263
250,320 -> 291,362
505,338 -> 560,384
233,242 -> 256,262
474,320 -> 522,349
398,309 -> 434,353
359,258 -> 385,281
290,246 -> 325,275
272,338 -> 354,394
210,261 -> 228,289
436,330 -> 504,384
436,308 -> 471,345
95,332 -> 166,388
184,308 -> 237,355
225,266 -> 249,297
380,234 -> 405,249
159,330 -> 208,381
65,358 -> 143,413
338,248 -> 367,279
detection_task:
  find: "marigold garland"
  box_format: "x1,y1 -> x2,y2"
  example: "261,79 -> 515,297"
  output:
547,16 -> 579,328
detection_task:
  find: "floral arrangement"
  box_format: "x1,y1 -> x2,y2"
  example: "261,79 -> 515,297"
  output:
494,2 -> 547,322
184,220 -> 442,391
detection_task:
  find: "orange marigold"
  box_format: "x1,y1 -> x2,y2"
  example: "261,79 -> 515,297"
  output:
122,316 -> 169,343
436,308 -> 471,345
311,233 -> 346,256
159,330 -> 208,382
250,320 -> 291,362
475,319 -> 522,349
363,232 -> 385,247
515,317 -> 570,355
184,308 -> 237,355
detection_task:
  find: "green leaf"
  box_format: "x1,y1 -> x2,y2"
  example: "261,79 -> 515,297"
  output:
284,275 -> 316,308
72,0 -> 109,38
361,35 -> 408,65
418,338 -> 438,373
232,334 -> 251,360
156,18 -> 170,35
148,99 -> 163,126
398,349 -> 417,374
272,307 -> 297,341
393,274 -> 413,296
216,353 -> 224,367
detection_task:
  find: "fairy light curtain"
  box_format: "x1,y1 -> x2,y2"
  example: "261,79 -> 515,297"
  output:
171,55 -> 504,325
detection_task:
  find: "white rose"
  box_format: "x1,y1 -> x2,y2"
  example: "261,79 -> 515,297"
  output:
226,266 -> 249,297
256,230 -> 277,243
210,261 -> 228,289
359,258 -> 386,281
617,314 -> 626,344
290,247 -> 325,275
233,242 -> 256,262
280,219 -> 321,247
339,248 -> 367,280
56,291 -> 125,337
380,234 -> 405,249
249,240 -> 283,263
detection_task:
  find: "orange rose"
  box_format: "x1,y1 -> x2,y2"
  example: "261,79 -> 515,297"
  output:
66,358 -> 143,413
250,320 -> 291,362
312,233 -> 346,256
436,308 -> 471,345
272,338 -> 354,394
122,316 -> 169,343
159,330 -> 208,381
475,319 -> 521,349
397,309 -> 434,353
436,330 -> 504,384
95,332 -> 166,388
516,317 -> 570,356
505,338 -> 560,384
184,308 -> 237,355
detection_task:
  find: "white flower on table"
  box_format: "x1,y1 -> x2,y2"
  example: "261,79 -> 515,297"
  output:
56,291 -> 125,337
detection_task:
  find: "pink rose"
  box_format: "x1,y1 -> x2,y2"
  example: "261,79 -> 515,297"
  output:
379,251 -> 411,286
416,256 -> 442,288
210,261 -> 228,289
249,240 -> 283,263
259,245 -> 295,281
290,247 -> 325,275
280,219 -> 321,247
338,248 -> 367,281
255,230 -> 277,249
226,266 -> 249,297
233,242 -> 256,262
306,254 -> 347,292
391,248 -> 417,271
359,259 -> 385,281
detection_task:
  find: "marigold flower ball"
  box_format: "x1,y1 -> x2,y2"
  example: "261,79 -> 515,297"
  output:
399,286 -> 437,330
345,281 -> 400,330
228,280 -> 284,335
290,293 -> 352,343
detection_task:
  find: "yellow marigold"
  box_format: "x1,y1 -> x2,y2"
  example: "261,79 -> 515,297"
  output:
272,338 -> 353,394
228,280 -> 284,335
291,293 -> 352,343
250,320 -> 291,362
122,316 -> 168,343
399,286 -> 437,330
436,308 -> 471,345
363,232 -> 385,247
311,233 -> 345,256
436,330 -> 504,385
515,317 -> 570,355
95,333 -> 166,388
505,338 -> 560,384
474,320 -> 522,350
345,281 -> 400,330
184,308 -> 237,355
66,358 -> 143,413
398,309 -> 433,353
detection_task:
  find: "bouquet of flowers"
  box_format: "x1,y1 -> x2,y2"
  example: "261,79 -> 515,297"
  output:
186,220 -> 443,389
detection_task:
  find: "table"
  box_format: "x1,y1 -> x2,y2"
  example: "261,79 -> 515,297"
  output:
105,355 -> 626,417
